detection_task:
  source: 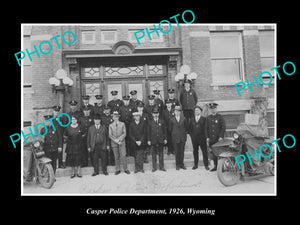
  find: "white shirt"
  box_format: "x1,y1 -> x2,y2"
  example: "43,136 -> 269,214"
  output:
195,115 -> 201,123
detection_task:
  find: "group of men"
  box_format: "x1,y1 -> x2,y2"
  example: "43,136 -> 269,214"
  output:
42,79 -> 226,177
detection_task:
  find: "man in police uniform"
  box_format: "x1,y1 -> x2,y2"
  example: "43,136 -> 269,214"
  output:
145,95 -> 157,120
162,99 -> 175,155
68,100 -> 81,119
165,88 -> 179,109
153,90 -> 164,116
81,95 -> 93,116
41,114 -> 63,174
129,90 -> 142,112
179,79 -> 198,133
108,90 -> 123,112
79,106 -> 94,167
101,105 -> 115,165
205,102 -> 226,171
119,95 -> 133,156
92,95 -> 105,116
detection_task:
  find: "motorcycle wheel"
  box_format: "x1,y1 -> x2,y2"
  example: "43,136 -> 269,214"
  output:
37,163 -> 55,189
217,157 -> 241,187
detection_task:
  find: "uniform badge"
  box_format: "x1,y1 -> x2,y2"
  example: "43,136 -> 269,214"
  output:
190,93 -> 192,95
144,117 -> 146,120
89,119 -> 92,122
215,120 -> 218,123
129,109 -> 131,111
117,104 -> 119,107
52,131 -> 55,134
159,123 -> 161,126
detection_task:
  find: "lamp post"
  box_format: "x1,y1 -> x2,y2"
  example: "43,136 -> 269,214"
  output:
48,69 -> 73,111
174,65 -> 197,88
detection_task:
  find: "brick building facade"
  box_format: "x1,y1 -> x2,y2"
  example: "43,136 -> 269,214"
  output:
22,24 -> 275,137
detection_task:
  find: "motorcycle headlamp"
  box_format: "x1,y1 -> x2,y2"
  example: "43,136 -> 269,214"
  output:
33,141 -> 40,148
233,132 -> 239,140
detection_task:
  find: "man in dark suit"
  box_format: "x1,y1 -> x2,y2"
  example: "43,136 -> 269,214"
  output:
129,111 -> 147,173
170,104 -> 188,170
87,114 -> 109,176
101,105 -> 114,166
205,102 -> 226,171
179,79 -> 198,133
129,90 -> 142,112
153,90 -> 164,116
147,107 -> 167,172
145,95 -> 157,120
137,101 -> 150,163
120,95 -> 133,156
190,106 -> 209,170
41,114 -> 63,174
81,95 -> 94,116
162,99 -> 175,155
79,106 -> 94,167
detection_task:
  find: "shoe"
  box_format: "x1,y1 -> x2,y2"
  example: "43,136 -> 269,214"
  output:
141,170 -> 145,173
181,165 -> 187,170
62,162 -> 66,169
210,167 -> 217,172
92,172 -> 98,176
134,170 -> 138,174
103,171 -> 109,176
160,168 -> 166,172
76,174 -> 82,178
192,165 -> 198,170
115,170 -> 121,175
124,170 -> 130,174
144,159 -> 149,163
70,174 -> 75,179
152,169 -> 157,172
205,166 -> 210,170
176,166 -> 180,170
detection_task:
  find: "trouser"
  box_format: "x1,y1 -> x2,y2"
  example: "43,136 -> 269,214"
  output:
152,144 -> 164,170
192,140 -> 209,167
134,148 -> 144,171
183,109 -> 194,132
81,137 -> 89,166
173,142 -> 185,167
209,141 -> 218,167
144,146 -> 150,162
58,143 -> 67,167
91,144 -> 108,174
112,143 -> 128,171
45,151 -> 58,174
166,132 -> 174,154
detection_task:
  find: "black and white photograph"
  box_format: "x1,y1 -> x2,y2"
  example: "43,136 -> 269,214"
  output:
20,23 -> 277,195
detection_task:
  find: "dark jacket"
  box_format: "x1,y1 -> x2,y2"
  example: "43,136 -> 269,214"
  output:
87,124 -> 107,151
79,116 -> 93,136
162,108 -> 174,132
129,120 -> 147,149
205,113 -> 226,143
190,116 -> 207,143
92,104 -> 105,117
41,125 -> 63,152
147,118 -> 167,145
179,88 -> 198,110
169,114 -> 188,143
119,105 -> 133,125
107,99 -> 123,111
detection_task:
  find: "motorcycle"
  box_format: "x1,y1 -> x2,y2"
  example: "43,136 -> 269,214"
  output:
23,140 -> 55,189
211,127 -> 274,187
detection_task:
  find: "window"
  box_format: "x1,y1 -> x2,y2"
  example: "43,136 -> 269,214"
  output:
81,30 -> 95,44
210,32 -> 244,84
149,28 -> 164,42
128,29 -> 145,44
101,30 -> 117,43
259,31 -> 275,77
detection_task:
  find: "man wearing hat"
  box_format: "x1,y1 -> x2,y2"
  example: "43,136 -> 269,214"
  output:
165,88 -> 179,110
108,111 -> 130,175
81,95 -> 93,116
51,105 -> 66,169
101,105 -> 115,166
119,95 -> 133,156
179,80 -> 198,133
41,114 -> 63,174
205,102 -> 226,171
87,114 -> 109,176
108,90 -> 123,112
129,110 -> 147,173
129,90 -> 142,112
190,106 -> 209,170
153,90 -> 164,116
162,99 -> 175,155
92,95 -> 105,117
145,95 -> 157,120
169,104 -> 188,170
147,107 -> 167,172
137,101 -> 150,163
68,100 -> 81,119
79,106 -> 94,167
